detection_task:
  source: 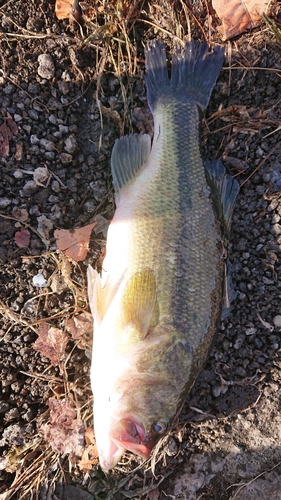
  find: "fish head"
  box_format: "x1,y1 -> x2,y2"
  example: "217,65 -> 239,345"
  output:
96,412 -> 170,471
94,368 -> 173,471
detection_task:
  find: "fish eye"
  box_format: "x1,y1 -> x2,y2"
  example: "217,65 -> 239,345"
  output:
152,420 -> 168,434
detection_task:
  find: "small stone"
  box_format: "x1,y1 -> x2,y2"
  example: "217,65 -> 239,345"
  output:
235,366 -> 247,377
22,180 -> 38,196
13,170 -> 23,179
272,223 -> 281,235
4,408 -> 20,422
166,437 -> 178,456
49,114 -> 57,125
64,134 -> 78,154
28,109 -> 39,120
32,273 -> 48,288
272,214 -> 281,224
212,385 -> 223,397
245,327 -> 257,336
51,180 -> 60,193
60,152 -> 72,165
262,277 -> 274,285
33,166 -> 49,186
273,315 -> 281,328
39,138 -> 55,151
234,335 -> 244,350
256,244 -> 264,251
58,80 -> 70,95
30,134 -> 40,145
0,197 -> 12,208
13,113 -> 22,122
37,53 -> 55,80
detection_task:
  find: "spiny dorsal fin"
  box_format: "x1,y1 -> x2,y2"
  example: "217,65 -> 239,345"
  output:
111,134 -> 151,203
121,269 -> 159,341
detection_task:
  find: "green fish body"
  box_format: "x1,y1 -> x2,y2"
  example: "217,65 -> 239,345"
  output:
88,40 -> 239,471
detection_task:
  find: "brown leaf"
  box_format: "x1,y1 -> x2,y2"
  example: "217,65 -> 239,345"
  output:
78,427 -> 98,471
0,116 -> 18,158
14,227 -> 30,248
33,323 -> 68,370
212,0 -> 271,40
65,312 -> 93,350
39,398 -> 84,456
55,0 -> 81,20
54,222 -> 97,261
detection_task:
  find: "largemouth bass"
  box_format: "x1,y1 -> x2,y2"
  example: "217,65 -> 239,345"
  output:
88,40 -> 239,471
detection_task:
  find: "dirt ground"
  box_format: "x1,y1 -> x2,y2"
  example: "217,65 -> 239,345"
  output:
0,1 -> 281,499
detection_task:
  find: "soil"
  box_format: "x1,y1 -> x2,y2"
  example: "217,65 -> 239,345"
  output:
0,1 -> 281,499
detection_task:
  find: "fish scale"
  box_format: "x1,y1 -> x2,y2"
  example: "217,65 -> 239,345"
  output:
87,40 -> 239,471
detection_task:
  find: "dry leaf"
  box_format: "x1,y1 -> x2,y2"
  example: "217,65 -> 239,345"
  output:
65,312 -> 93,350
54,222 -> 96,261
78,427 -> 98,471
0,115 -> 18,157
212,0 -> 271,40
55,0 -> 81,20
14,227 -> 30,248
33,322 -> 68,371
39,398 -> 84,456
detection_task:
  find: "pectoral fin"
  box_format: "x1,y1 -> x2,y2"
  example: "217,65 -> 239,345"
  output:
121,269 -> 159,339
87,265 -> 120,326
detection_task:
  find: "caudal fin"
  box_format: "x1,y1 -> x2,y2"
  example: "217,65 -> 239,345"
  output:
145,40 -> 224,112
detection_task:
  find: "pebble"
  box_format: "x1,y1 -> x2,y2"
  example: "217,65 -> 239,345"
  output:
30,134 -> 40,145
22,180 -> 38,196
51,180 -> 60,193
245,327 -> 257,335
37,53 -> 55,80
39,138 -> 55,151
0,197 -> 12,208
60,152 -> 72,165
273,315 -> 281,328
64,134 -> 78,154
166,437 -> 178,456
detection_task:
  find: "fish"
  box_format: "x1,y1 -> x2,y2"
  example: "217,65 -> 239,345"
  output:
87,40 -> 239,471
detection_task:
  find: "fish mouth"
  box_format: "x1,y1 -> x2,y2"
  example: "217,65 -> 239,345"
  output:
109,417 -> 151,460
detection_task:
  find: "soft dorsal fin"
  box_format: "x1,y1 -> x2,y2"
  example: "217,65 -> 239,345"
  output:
111,134 -> 151,203
121,269 -> 159,341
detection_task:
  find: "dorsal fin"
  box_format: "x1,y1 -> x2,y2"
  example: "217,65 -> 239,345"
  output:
111,134 -> 151,203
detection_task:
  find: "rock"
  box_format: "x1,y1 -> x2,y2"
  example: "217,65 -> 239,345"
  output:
22,180 -> 38,196
0,197 -> 12,208
39,138 -> 55,151
60,152 -> 72,165
37,53 -> 55,80
64,134 -> 78,154
273,315 -> 281,328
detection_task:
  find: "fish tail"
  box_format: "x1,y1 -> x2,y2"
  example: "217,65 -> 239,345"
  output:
145,40 -> 224,112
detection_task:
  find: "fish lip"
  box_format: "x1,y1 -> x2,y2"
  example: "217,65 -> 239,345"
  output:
98,439 -> 125,472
